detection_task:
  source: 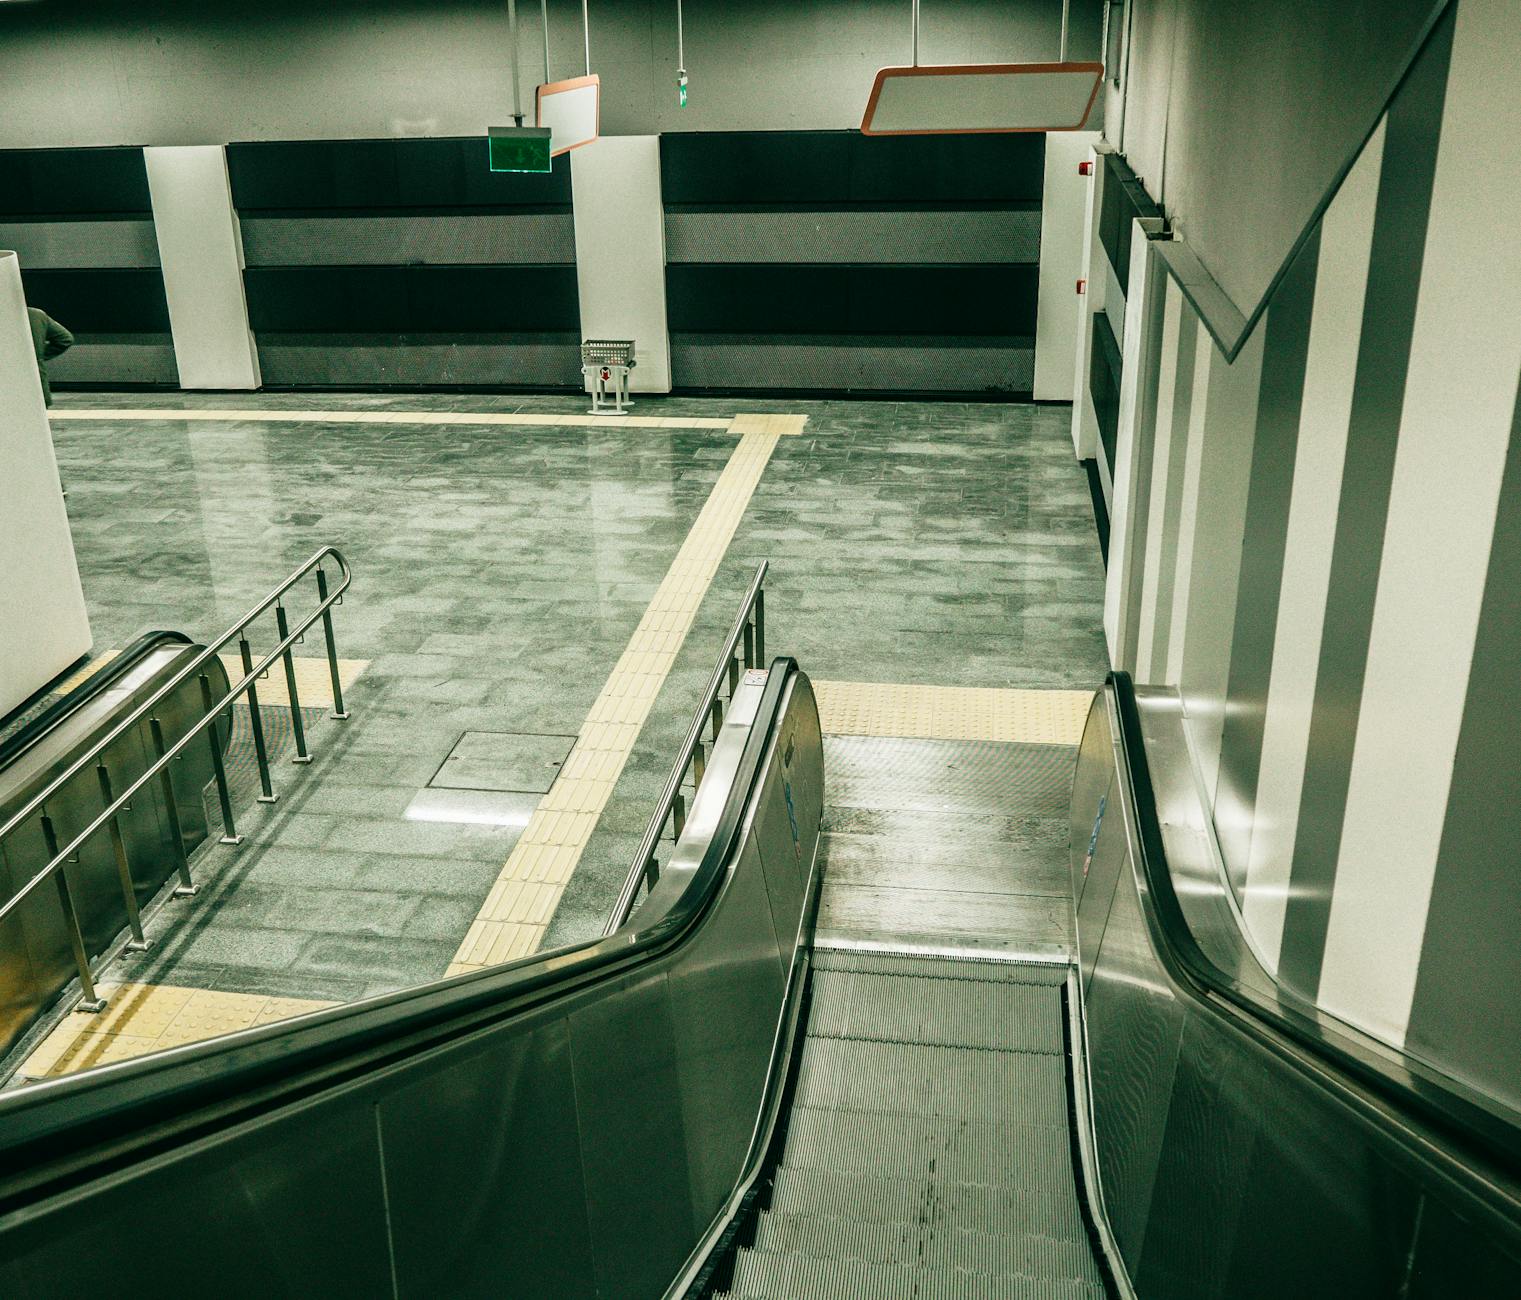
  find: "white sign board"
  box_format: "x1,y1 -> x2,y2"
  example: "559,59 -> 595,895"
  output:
861,62 -> 1103,135
537,75 -> 601,157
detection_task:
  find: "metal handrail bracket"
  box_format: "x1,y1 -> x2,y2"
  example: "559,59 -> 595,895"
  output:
0,547 -> 354,1009
605,561 -> 768,934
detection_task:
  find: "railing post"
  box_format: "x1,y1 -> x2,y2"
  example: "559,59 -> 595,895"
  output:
149,717 -> 198,897
727,653 -> 740,698
742,618 -> 755,671
692,739 -> 706,787
710,697 -> 723,742
315,566 -> 350,720
672,791 -> 686,839
754,587 -> 765,666
95,764 -> 149,952
239,633 -> 277,804
199,673 -> 242,845
275,602 -> 311,764
39,811 -> 106,1012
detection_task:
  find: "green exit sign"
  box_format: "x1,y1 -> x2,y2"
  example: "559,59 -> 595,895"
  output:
487,126 -> 552,174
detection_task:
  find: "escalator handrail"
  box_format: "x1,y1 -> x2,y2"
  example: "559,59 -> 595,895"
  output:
1107,670 -> 1521,1230
0,659 -> 802,1214
0,631 -> 193,770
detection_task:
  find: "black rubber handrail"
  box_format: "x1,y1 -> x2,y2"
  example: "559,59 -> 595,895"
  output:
0,632 -> 193,770
1108,670 -> 1521,1236
0,660 -> 800,1214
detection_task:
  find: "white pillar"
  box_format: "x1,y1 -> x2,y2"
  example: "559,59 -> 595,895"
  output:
0,251 -> 91,716
144,145 -> 261,390
1034,131 -> 1100,401
570,136 -> 672,393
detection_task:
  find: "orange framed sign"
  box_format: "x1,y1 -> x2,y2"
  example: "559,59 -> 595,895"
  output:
861,61 -> 1104,136
536,74 -> 601,157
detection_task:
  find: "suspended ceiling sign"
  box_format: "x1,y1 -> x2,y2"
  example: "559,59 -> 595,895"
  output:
860,61 -> 1104,135
537,74 -> 601,157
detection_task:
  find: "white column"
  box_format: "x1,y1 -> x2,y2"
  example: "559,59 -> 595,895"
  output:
570,135 -> 672,393
1102,217 -> 1165,665
0,251 -> 91,715
1070,143 -> 1103,457
1034,131 -> 1100,402
144,145 -> 261,390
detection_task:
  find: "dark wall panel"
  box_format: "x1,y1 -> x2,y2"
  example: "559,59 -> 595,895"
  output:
18,268 -> 170,333
1101,152 -> 1163,292
661,130 -> 1044,208
666,265 -> 1038,337
228,138 -> 572,214
0,147 -> 151,218
244,266 -> 580,334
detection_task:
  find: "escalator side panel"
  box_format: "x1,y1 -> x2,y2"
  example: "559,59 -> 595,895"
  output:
1072,682 -> 1521,1295
0,1082 -> 394,1299
1083,836 -> 1186,1264
669,827 -> 788,1237
379,1013 -> 595,1298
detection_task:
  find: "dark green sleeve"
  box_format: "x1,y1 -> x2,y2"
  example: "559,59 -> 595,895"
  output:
42,315 -> 73,359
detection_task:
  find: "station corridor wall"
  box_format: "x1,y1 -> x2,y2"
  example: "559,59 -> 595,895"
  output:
1098,0 -> 1521,1124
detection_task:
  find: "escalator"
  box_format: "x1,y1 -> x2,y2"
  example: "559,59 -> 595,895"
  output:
0,659 -> 1516,1297
0,633 -> 232,1063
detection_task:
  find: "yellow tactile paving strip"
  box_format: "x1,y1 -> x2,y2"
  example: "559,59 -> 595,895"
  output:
446,426 -> 784,975
19,983 -> 334,1079
53,646 -> 123,694
813,680 -> 1095,746
52,409 -> 810,435
217,655 -> 369,710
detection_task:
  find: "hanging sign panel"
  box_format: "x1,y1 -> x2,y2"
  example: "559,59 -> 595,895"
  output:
860,61 -> 1103,135
536,74 -> 601,157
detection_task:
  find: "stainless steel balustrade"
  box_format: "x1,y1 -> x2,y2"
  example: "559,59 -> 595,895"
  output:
0,546 -> 353,1013
605,560 -> 767,934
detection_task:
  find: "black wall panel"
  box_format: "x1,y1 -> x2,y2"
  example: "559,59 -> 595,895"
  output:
244,266 -> 579,333
666,265 -> 1038,337
0,148 -> 152,219
18,268 -> 170,333
228,138 -> 573,214
1100,152 -> 1163,291
661,131 -> 1044,208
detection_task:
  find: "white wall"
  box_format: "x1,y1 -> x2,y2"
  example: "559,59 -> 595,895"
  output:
570,136 -> 671,394
0,253 -> 91,716
144,146 -> 260,390
1034,131 -> 1101,401
0,0 -> 1103,147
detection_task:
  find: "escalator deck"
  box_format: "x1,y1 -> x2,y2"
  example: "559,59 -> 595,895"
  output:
725,949 -> 1105,1299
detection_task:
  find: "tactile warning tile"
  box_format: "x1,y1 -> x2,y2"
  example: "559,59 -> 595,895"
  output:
53,408 -> 736,431
217,654 -> 368,710
814,680 -> 1093,746
727,412 -> 809,437
446,425 -> 783,976
19,984 -> 334,1079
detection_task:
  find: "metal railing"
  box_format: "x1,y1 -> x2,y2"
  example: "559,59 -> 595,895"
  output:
605,561 -> 768,935
0,546 -> 353,1012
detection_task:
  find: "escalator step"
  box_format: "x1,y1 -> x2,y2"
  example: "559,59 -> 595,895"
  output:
769,1167 -> 1086,1239
812,949 -> 1069,986
753,1209 -> 1104,1283
808,969 -> 1064,1053
729,1247 -> 1107,1299
781,1105 -> 1077,1192
794,1037 -> 1069,1126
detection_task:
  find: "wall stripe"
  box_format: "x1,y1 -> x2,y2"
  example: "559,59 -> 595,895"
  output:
1240,121 -> 1385,966
1277,5 -> 1455,1000
1175,318 -> 1263,802
1211,226 -> 1320,893
1133,278 -> 1183,676
1162,327 -> 1213,687
1318,0 -> 1521,1045
1140,307 -> 1197,683
1404,381 -> 1521,1111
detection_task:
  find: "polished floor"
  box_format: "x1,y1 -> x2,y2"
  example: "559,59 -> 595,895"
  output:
24,391 -> 1107,1052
